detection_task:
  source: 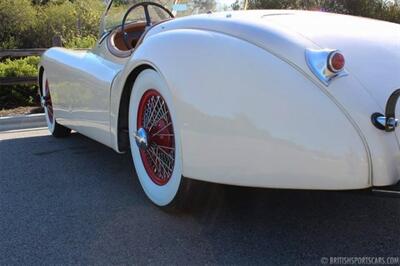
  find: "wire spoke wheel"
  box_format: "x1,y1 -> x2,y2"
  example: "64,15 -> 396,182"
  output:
136,89 -> 175,186
129,69 -> 188,208
44,79 -> 54,124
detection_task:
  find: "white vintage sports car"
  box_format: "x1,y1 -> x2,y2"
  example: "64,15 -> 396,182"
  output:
39,0 -> 400,208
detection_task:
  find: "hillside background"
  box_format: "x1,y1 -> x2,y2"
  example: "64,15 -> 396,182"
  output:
1,0 -> 399,49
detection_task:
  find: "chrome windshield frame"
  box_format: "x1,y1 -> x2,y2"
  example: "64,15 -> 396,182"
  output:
99,0 -> 248,37
99,0 -> 115,37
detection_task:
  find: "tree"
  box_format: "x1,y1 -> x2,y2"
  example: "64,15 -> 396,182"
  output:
0,0 -> 38,48
245,0 -> 400,23
0,0 -> 104,48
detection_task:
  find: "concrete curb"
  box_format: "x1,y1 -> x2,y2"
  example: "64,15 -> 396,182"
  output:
0,113 -> 46,132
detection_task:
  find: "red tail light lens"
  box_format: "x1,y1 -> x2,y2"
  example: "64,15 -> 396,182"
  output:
328,51 -> 345,73
306,48 -> 348,85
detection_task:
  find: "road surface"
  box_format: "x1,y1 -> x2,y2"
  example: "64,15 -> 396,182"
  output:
1,128 -> 399,264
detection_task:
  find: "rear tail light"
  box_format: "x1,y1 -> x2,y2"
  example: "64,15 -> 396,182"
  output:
305,48 -> 347,86
328,51 -> 345,73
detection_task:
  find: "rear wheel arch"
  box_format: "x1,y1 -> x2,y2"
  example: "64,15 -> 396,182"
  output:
117,64 -> 155,152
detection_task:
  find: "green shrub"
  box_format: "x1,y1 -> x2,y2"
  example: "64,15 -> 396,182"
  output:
35,1 -> 78,47
65,35 -> 98,49
0,0 -> 104,49
0,85 -> 38,109
0,57 -> 40,109
73,0 -> 104,37
34,0 -> 103,47
0,0 -> 38,49
0,57 -> 40,78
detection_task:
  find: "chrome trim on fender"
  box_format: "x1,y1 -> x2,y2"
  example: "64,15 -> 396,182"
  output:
305,48 -> 348,86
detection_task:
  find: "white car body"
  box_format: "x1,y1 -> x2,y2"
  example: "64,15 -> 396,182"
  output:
39,9 -> 400,191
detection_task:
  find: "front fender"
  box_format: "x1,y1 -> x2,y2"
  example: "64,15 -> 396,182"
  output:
114,29 -> 370,189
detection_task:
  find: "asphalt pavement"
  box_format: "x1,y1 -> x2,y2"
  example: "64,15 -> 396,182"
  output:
1,128 -> 400,265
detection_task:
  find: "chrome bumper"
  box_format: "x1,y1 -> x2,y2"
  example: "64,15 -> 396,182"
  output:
371,89 -> 400,132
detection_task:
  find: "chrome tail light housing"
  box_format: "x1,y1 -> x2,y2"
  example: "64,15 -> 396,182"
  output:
305,48 -> 348,86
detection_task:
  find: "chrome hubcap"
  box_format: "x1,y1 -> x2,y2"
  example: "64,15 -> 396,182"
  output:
135,127 -> 149,150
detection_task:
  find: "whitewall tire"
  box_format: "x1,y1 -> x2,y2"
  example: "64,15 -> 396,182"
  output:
42,71 -> 71,138
128,69 -> 188,208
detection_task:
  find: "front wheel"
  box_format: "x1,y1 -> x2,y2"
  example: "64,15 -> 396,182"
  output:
42,71 -> 71,138
128,69 -> 191,209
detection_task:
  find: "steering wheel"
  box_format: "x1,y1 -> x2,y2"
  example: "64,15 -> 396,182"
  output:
121,1 -> 174,50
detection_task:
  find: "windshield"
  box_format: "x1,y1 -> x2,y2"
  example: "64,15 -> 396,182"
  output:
102,0 -> 247,32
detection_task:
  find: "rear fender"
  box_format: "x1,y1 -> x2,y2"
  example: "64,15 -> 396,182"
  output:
113,29 -> 370,189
